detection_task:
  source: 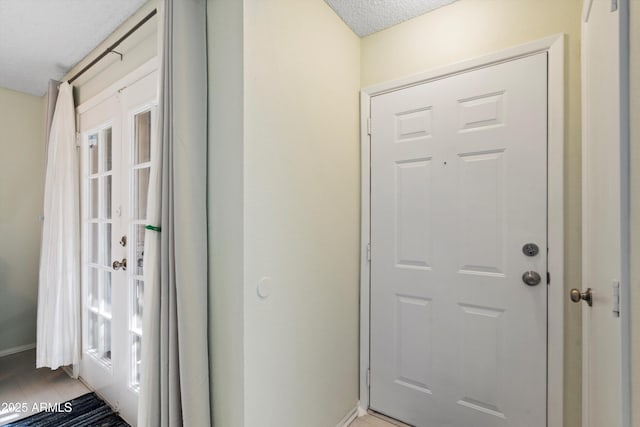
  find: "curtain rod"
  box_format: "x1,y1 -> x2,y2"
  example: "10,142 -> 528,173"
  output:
68,8 -> 158,84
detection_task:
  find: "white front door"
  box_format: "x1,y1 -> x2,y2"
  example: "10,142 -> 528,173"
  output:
580,0 -> 627,425
369,53 -> 548,426
78,71 -> 157,425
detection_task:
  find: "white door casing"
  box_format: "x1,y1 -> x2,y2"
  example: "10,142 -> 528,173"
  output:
360,35 -> 565,427
78,66 -> 157,426
581,0 -> 631,426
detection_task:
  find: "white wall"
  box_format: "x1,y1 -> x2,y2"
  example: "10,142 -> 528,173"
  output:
243,0 -> 361,425
0,87 -> 44,354
360,1 -> 583,424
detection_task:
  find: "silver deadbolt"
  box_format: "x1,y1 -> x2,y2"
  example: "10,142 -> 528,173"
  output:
522,243 -> 539,257
522,271 -> 541,286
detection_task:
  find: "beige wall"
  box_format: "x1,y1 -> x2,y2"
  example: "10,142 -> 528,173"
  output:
361,0 -> 583,425
0,87 -> 44,353
630,0 -> 639,424
207,0 -> 246,425
243,0 -> 361,425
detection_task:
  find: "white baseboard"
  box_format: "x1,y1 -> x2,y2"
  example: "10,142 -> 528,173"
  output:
336,402 -> 360,427
61,365 -> 81,379
0,343 -> 36,358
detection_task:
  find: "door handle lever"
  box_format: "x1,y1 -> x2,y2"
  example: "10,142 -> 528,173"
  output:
112,258 -> 127,271
570,288 -> 592,306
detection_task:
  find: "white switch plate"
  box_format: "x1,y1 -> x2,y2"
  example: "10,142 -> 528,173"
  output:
257,277 -> 272,299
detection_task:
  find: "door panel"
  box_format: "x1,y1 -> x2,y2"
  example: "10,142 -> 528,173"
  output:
80,96 -> 121,401
457,150 -> 506,275
79,71 -> 157,426
370,53 -> 547,427
395,159 -> 433,268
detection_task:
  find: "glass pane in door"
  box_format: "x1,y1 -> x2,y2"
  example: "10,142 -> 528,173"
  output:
134,111 -> 151,164
101,223 -> 111,268
103,176 -> 112,219
89,178 -> 99,219
132,224 -> 145,276
128,108 -> 153,391
103,128 -> 112,172
130,334 -> 142,390
89,134 -> 99,174
133,168 -> 150,220
84,127 -> 114,368
88,313 -> 98,352
88,268 -> 99,309
101,318 -> 112,362
132,280 -> 143,331
90,223 -> 99,264
103,271 -> 112,315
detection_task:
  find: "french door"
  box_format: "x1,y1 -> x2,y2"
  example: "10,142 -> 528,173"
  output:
78,70 -> 157,425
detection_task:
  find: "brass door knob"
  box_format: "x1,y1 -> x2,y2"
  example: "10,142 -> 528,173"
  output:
570,288 -> 592,306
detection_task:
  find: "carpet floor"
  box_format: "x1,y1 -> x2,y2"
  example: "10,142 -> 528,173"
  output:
5,392 -> 129,427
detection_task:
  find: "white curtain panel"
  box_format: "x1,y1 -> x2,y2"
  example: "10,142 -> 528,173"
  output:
138,0 -> 211,425
44,79 -> 60,164
36,82 -> 80,372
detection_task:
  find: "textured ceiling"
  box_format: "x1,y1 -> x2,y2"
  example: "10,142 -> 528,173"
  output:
2,1 -> 458,96
0,0 -> 147,96
325,0 -> 459,37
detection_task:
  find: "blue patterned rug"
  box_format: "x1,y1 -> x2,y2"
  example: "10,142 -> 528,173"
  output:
5,393 -> 129,427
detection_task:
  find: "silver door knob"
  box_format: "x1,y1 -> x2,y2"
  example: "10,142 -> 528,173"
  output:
112,258 -> 127,271
522,271 -> 541,286
570,288 -> 592,306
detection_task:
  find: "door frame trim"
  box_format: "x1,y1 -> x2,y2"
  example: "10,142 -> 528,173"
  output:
359,34 -> 565,427
581,0 -> 632,425
77,57 -> 158,115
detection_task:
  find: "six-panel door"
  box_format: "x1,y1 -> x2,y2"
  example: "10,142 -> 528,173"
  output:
370,54 -> 548,427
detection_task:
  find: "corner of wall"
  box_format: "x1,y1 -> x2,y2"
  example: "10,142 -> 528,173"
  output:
207,0 -> 246,425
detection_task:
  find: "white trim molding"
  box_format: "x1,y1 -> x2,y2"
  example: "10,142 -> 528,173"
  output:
359,34 -> 565,427
336,403 -> 360,427
0,343 -> 36,358
618,3 -> 632,427
76,57 -> 158,115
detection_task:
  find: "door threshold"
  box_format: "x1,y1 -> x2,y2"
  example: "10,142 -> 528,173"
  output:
367,410 -> 414,427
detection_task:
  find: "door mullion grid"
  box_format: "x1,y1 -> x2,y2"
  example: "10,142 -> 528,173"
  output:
83,125 -> 115,370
